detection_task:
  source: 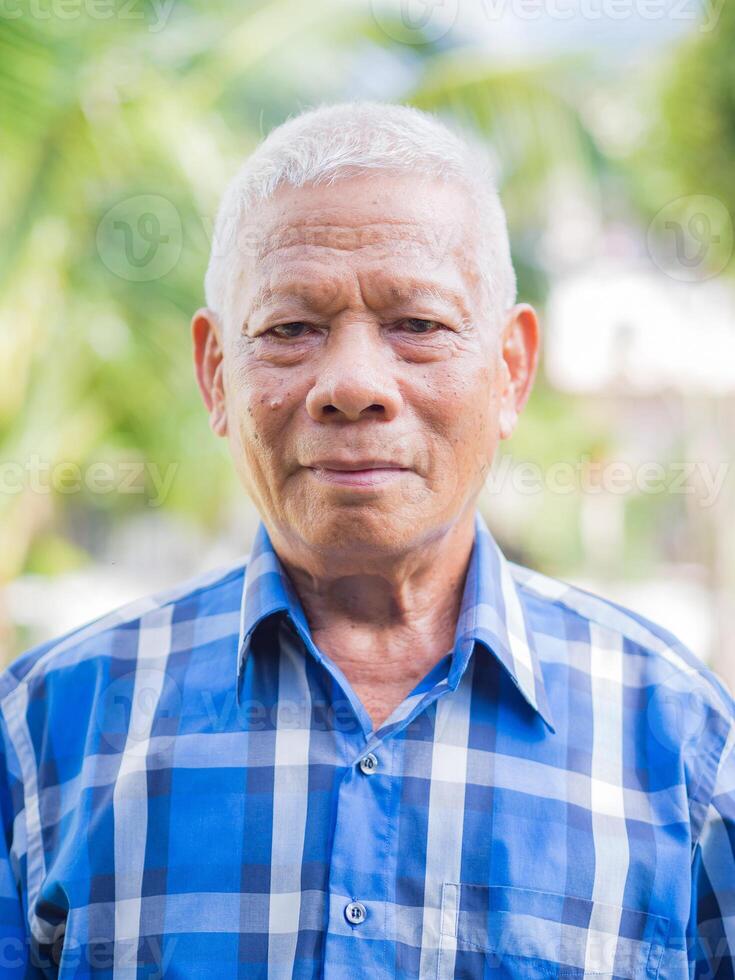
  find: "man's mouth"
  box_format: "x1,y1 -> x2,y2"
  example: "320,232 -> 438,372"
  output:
305,459 -> 410,488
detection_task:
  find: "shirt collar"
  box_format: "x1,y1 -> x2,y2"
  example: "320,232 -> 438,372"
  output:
236,514 -> 555,732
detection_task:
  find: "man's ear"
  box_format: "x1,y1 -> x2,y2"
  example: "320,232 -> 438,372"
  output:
497,303 -> 540,441
191,307 -> 228,437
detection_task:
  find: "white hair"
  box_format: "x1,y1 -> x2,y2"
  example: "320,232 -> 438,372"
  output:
204,100 -> 516,321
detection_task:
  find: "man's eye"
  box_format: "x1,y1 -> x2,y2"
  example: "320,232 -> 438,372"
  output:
269,322 -> 313,339
400,318 -> 442,334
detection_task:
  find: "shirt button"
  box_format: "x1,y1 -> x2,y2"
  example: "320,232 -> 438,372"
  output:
344,901 -> 367,925
359,753 -> 379,775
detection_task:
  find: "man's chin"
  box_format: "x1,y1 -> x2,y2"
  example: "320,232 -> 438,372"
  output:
286,507 -> 430,558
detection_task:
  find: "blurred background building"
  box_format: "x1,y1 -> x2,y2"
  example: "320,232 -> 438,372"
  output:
1,0 -> 734,690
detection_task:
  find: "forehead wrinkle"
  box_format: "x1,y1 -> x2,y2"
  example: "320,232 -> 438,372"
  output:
253,225 -> 438,265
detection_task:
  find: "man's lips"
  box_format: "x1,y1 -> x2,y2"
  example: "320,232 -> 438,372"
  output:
305,460 -> 411,488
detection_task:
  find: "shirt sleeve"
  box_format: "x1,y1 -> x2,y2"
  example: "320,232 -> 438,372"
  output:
0,707 -> 45,978
689,723 -> 735,979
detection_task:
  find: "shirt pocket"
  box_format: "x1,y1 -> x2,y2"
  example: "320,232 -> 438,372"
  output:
437,883 -> 670,980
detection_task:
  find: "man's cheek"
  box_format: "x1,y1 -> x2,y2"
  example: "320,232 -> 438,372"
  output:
457,408 -> 494,487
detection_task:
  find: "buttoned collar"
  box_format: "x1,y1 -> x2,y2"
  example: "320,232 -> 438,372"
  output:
236,513 -> 555,732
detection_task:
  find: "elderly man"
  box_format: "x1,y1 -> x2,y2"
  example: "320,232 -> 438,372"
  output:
0,102 -> 733,979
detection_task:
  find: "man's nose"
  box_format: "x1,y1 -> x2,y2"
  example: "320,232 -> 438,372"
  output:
305,326 -> 403,423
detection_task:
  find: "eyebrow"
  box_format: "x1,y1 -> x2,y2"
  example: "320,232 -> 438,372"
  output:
248,283 -> 285,312
369,281 -> 474,328
388,283 -> 466,308
248,279 -> 472,320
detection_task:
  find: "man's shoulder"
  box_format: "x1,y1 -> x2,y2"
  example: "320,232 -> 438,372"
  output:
0,557 -> 248,704
510,559 -> 735,724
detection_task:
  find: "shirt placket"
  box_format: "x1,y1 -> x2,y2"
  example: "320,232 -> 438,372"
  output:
321,727 -> 398,978
320,669 -> 463,979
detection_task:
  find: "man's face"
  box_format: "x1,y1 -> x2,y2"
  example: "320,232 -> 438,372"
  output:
193,173 -> 538,562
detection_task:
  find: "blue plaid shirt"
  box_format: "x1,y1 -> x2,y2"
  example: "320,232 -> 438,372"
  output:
0,513 -> 733,978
